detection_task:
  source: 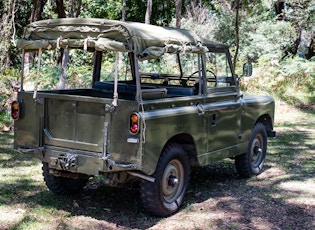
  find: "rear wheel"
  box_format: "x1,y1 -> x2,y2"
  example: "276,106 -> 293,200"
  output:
235,123 -> 267,178
42,162 -> 88,195
140,143 -> 190,216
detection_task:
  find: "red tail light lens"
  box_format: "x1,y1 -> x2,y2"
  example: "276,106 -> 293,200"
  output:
11,101 -> 20,120
130,113 -> 140,134
130,124 -> 138,133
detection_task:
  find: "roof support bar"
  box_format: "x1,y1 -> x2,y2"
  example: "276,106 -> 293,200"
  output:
133,53 -> 141,101
112,52 -> 119,107
20,49 -> 25,91
33,48 -> 42,100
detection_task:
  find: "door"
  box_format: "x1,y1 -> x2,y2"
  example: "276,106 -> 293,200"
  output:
203,51 -> 241,152
205,94 -> 241,152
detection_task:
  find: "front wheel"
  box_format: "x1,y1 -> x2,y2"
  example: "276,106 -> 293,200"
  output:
140,143 -> 190,216
42,162 -> 88,195
235,123 -> 267,178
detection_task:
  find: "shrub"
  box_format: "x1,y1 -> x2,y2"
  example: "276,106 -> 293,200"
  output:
241,56 -> 315,107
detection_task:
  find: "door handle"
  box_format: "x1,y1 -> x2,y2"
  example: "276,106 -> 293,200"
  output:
196,103 -> 204,115
211,114 -> 217,126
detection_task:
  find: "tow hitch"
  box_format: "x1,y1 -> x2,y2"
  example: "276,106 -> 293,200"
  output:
50,153 -> 78,171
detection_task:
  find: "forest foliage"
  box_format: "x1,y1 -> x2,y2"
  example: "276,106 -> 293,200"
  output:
0,0 -> 314,126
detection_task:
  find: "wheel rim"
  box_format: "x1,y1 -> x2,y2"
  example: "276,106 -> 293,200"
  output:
162,159 -> 184,203
250,133 -> 264,168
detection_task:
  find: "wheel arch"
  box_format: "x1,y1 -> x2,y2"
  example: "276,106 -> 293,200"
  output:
255,114 -> 275,137
165,133 -> 199,167
142,132 -> 198,175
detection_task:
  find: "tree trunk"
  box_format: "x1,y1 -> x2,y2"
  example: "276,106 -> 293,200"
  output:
233,0 -> 240,70
58,48 -> 69,89
0,0 -> 16,72
306,37 -> 315,59
56,0 -> 66,18
56,0 -> 67,89
23,0 -> 47,76
31,0 -> 48,21
274,0 -> 286,20
122,0 -> 126,22
175,0 -> 183,28
56,0 -> 83,89
119,0 -> 127,76
75,0 -> 82,17
145,0 -> 152,24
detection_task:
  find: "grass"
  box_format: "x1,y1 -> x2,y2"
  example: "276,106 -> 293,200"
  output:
0,99 -> 314,229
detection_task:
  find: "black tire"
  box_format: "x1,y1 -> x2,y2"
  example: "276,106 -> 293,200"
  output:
140,143 -> 190,216
235,122 -> 267,178
42,162 -> 88,195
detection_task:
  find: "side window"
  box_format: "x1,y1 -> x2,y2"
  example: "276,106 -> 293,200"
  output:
138,53 -> 182,85
138,53 -> 204,87
206,52 -> 234,88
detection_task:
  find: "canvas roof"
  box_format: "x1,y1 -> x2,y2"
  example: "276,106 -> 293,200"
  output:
17,18 -> 229,59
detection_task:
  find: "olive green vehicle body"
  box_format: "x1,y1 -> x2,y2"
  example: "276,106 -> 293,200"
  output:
14,89 -> 275,177
14,18 -> 275,185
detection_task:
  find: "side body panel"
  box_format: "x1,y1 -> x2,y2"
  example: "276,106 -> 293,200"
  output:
139,92 -> 275,175
139,88 -> 242,175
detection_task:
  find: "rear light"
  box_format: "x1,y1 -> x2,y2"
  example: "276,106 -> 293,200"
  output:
130,113 -> 140,134
11,101 -> 20,120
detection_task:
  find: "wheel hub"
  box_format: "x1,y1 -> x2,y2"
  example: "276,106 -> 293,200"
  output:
168,175 -> 179,186
253,146 -> 262,155
251,137 -> 263,166
161,159 -> 184,203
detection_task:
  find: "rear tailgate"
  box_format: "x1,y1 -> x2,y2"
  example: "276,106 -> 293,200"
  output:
44,96 -> 107,152
14,91 -> 112,155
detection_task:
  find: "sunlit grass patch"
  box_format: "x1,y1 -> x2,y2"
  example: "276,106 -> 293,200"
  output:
0,205 -> 27,229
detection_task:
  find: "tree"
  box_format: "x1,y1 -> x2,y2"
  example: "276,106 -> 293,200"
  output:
175,0 -> 183,28
233,0 -> 240,69
274,0 -> 315,59
55,0 -> 83,89
274,0 -> 285,20
122,0 -> 126,21
145,0 -> 152,24
182,1 -> 218,38
23,0 -> 47,76
31,0 -> 47,21
0,0 -> 16,72
56,0 -> 66,18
